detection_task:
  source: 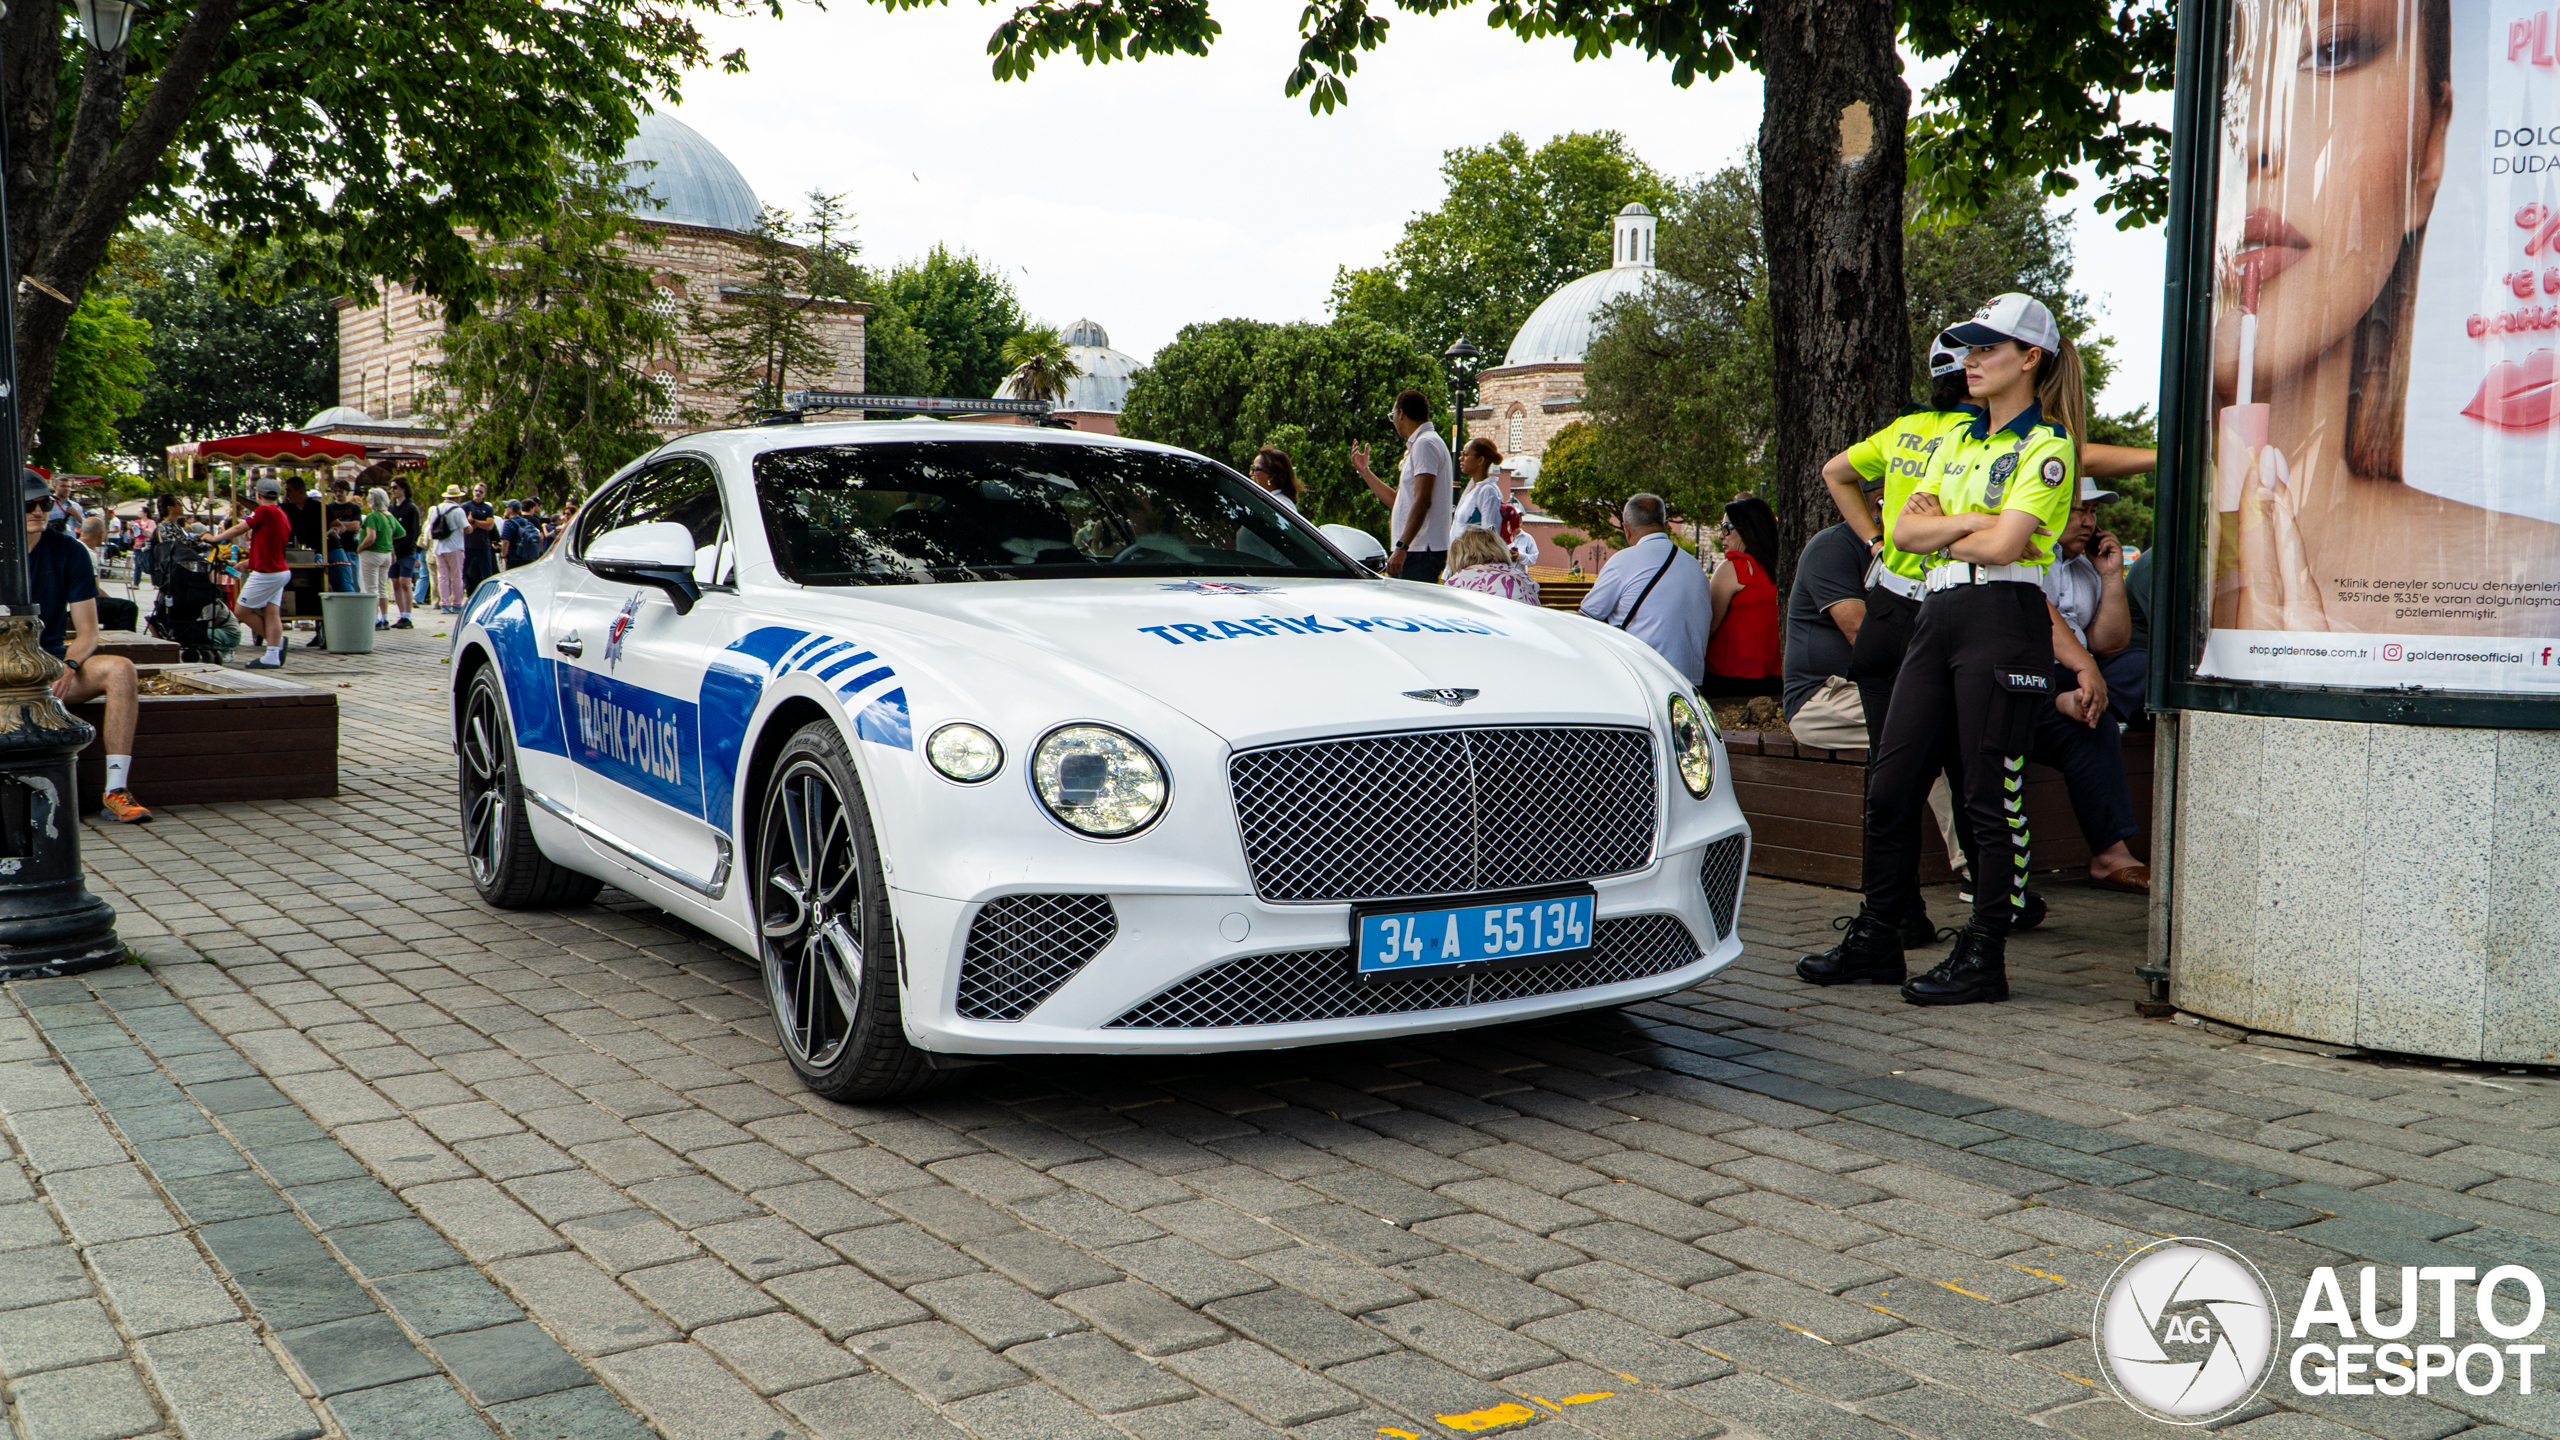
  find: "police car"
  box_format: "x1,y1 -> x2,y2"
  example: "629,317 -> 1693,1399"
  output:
450,421 -> 1750,1099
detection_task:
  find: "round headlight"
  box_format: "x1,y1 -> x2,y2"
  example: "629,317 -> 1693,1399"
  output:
927,723 -> 1003,784
1669,693 -> 1714,798
1032,725 -> 1168,837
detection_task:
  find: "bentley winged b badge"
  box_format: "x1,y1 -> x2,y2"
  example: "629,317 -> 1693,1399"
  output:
1403,688 -> 1481,707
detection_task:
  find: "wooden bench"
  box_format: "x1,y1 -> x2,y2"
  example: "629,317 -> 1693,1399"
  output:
67,664 -> 338,807
1725,726 -> 2154,890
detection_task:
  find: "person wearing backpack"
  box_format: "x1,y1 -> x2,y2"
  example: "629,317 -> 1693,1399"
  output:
1577,493 -> 1707,683
428,485 -> 468,611
500,500 -> 549,569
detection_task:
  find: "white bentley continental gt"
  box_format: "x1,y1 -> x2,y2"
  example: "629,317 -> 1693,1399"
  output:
449,422 -> 1750,1099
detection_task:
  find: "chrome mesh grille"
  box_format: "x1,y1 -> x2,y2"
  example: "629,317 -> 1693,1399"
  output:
1108,913 -> 1699,1029
956,895 -> 1117,1021
1230,726 -> 1656,903
1698,835 -> 1746,939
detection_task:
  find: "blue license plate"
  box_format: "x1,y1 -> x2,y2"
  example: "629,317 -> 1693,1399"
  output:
1354,889 -> 1597,980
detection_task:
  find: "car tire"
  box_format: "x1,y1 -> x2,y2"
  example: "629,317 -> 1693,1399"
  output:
754,720 -> 951,1102
458,665 -> 602,910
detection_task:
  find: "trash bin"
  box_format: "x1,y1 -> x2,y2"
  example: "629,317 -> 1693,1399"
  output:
320,591 -> 378,654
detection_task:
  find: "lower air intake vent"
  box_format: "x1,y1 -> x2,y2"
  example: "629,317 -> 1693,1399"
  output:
1698,835 -> 1746,939
1109,913 -> 1699,1029
956,895 -> 1117,1021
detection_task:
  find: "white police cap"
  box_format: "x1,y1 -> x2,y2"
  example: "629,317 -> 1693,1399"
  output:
1941,292 -> 2063,355
1927,337 -> 1965,377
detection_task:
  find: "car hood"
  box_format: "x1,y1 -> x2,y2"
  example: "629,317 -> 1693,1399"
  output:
812,575 -> 1668,746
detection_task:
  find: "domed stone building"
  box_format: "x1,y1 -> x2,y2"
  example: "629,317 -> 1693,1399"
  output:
993,317 -> 1141,433
317,112 -> 869,458
1467,202 -> 1659,495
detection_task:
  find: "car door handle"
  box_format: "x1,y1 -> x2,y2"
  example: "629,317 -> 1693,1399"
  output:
555,634 -> 583,658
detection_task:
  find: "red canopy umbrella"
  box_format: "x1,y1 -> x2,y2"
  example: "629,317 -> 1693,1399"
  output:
170,430 -> 366,464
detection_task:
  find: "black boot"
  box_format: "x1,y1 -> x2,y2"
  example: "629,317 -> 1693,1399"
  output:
2012,890 -> 2047,932
1901,925 -> 2011,1006
1797,911 -> 1905,986
1900,911 -> 1943,949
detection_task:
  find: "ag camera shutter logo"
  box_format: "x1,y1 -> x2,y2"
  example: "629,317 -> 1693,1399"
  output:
2094,1238 -> 2280,1423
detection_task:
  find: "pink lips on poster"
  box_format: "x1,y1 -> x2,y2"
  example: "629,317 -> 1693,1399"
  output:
2464,350 -> 2560,428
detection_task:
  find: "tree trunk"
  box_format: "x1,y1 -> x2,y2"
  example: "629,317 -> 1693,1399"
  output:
1754,0 -> 1909,604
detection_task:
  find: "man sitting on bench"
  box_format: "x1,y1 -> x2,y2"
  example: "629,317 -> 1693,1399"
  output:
22,470 -> 148,823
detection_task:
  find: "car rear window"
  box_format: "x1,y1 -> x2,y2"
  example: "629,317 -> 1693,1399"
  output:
753,439 -> 1361,585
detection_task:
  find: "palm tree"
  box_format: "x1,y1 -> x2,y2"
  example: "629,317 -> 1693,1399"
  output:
1000,325 -> 1083,404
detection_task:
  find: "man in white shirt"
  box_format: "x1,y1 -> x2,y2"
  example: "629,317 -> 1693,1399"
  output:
1348,390 -> 1453,582
1579,494 -> 1708,682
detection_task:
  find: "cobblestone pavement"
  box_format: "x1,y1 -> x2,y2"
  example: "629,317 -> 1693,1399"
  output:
1,623 -> 2554,1440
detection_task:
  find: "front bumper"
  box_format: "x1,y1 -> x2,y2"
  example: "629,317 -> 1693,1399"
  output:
895,829 -> 1748,1055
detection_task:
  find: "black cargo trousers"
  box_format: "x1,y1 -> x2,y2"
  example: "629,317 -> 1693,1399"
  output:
1849,581 -> 1978,884
1859,580 -> 2055,936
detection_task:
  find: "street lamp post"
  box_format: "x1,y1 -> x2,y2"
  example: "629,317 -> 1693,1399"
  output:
0,1 -> 137,978
1442,337 -> 1479,458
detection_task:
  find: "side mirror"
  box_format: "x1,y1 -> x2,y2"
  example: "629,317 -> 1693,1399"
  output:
587,522 -> 702,615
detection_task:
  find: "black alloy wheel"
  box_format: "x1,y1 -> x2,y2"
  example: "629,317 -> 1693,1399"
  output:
457,666 -> 601,909
753,721 -> 943,1100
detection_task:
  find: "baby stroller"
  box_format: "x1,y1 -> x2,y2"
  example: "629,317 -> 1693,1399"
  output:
146,530 -> 237,663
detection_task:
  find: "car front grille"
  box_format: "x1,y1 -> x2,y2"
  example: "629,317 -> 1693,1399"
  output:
1107,913 -> 1699,1029
955,894 -> 1118,1021
1698,834 -> 1746,939
1229,726 -> 1657,903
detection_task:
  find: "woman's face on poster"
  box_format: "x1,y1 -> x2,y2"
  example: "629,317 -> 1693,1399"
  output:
2217,0 -> 2450,397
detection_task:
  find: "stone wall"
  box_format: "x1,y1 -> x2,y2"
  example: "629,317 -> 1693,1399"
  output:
2170,708 -> 2560,1062
1474,363 -> 1586,467
334,220 -> 867,437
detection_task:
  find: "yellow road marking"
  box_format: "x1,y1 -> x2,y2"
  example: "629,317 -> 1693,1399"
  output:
1379,1430 -> 1422,1438
1936,1281 -> 1992,1302
2011,1265 -> 2068,1286
1435,1402 -> 1541,1432
1559,1392 -> 1615,1405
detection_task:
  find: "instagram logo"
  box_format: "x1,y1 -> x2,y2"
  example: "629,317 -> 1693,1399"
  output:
2384,643 -> 2406,661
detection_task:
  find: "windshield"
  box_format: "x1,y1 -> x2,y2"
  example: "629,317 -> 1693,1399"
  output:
754,438 -> 1363,585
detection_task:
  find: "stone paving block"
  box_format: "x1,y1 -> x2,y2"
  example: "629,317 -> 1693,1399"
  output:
272,1071 -> 399,1128
0,1243 -> 91,1310
693,1311 -> 862,1395
137,1322 -> 325,1440
909,1271 -> 1084,1349
1272,1203 -> 1444,1267
1571,1180 -> 1737,1242
223,1108 -> 328,1152
1844,1277 -> 2074,1353
1162,1339 -> 1360,1425
1696,1271 -> 1904,1344
561,1208 -> 700,1272
1687,1317 -> 1916,1402
289,1175 -> 410,1230
1859,1378 -> 2068,1440
1970,1136 -> 2156,1187
1408,1210 -> 1584,1279
1203,1286 -> 1399,1367
275,1311 -> 441,1396
846,1319 -> 1026,1402
1388,1253 -> 1577,1328
332,1217 -> 466,1278
943,1382 -> 1125,1440
624,1257 -> 779,1330
692,1214 -> 835,1279
1363,1297 -> 1561,1379
1305,1167 -> 1467,1225
1852,1326 -> 2094,1415
1054,1280 -> 1230,1356
0,1297 -> 124,1376
1586,1150 -> 1747,1205
46,1163 -> 180,1245
762,1263 -> 928,1339
1502,1360 -> 1722,1440
1240,1244 -> 1418,1315
429,1320 -> 593,1405
589,1341 -> 797,1439
324,1374 -> 499,1440
1324,1349 -> 1531,1432
487,1252 -> 677,1356
1015,1187 -> 1164,1249
1554,1222 -> 1731,1287
1105,1234 -> 1274,1306
402,1179 -> 560,1261
332,1119 -> 476,1188
2118,1176 -> 2324,1231
965,1229 -> 1120,1298
375,1266 -> 528,1337
749,1178 -> 888,1237
1695,1226 -> 1896,1294
1112,1396 -> 1285,1440
0,1196 -> 61,1251
1539,1260 -> 1740,1338
772,1373 -> 955,1440
826,1220 -> 977,1288
1521,1307 -> 1733,1388
87,1233 -> 241,1336
1848,1237 -> 2055,1301
8,1358 -> 161,1440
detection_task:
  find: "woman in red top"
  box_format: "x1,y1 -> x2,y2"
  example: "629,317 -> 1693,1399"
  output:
1701,494 -> 1783,697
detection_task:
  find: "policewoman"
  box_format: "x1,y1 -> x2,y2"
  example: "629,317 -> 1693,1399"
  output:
1808,293 -> 2106,1006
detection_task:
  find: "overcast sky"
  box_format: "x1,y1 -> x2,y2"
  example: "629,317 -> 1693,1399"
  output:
674,3 -> 2172,414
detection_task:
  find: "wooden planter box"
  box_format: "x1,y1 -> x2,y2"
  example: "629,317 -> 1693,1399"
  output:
1726,726 -> 2154,890
66,664 -> 338,807
94,634 -> 180,666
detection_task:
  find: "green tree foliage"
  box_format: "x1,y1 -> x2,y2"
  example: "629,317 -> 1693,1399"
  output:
999,324 -> 1083,403
32,293 -> 150,473
2092,405 -> 2158,548
1118,315 -> 1445,529
687,203 -> 848,420
1,0 -> 771,446
875,247 -> 1026,399
104,229 -> 334,461
422,158 -> 681,505
1904,180 -> 2111,400
1579,165 -> 1767,527
1530,421 -> 1618,543
1331,132 -> 1668,365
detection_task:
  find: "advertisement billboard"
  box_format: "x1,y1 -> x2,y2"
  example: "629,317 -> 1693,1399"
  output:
2199,0 -> 2560,695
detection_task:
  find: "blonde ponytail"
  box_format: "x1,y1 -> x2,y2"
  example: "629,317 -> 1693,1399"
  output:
2033,332 -> 2090,459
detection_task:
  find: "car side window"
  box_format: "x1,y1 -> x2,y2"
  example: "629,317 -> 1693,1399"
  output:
579,458 -> 728,584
